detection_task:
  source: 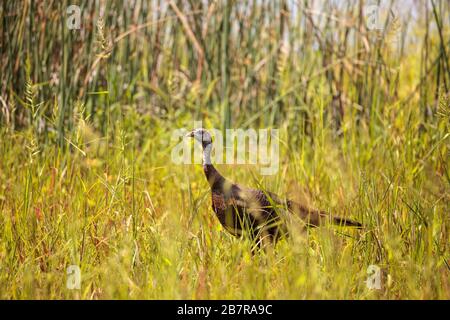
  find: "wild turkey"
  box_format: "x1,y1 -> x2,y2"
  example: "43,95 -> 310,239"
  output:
186,128 -> 362,249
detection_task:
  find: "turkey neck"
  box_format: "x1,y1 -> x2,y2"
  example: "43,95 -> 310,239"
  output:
202,142 -> 224,189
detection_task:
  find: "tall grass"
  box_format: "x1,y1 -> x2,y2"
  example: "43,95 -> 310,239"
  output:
0,0 -> 448,299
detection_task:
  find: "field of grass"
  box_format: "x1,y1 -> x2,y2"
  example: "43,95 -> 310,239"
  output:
0,0 -> 449,299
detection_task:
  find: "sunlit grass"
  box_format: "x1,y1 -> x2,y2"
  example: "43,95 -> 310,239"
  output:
0,92 -> 448,299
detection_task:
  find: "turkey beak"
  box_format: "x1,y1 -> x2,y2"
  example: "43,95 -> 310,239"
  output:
185,131 -> 194,138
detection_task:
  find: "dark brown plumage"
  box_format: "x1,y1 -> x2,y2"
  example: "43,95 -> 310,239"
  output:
187,128 -> 362,249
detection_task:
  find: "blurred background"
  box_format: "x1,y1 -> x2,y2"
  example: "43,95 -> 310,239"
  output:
1,0 -> 448,140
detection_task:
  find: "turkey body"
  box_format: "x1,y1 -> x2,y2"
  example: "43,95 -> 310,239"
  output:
210,183 -> 286,245
209,176 -> 361,248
